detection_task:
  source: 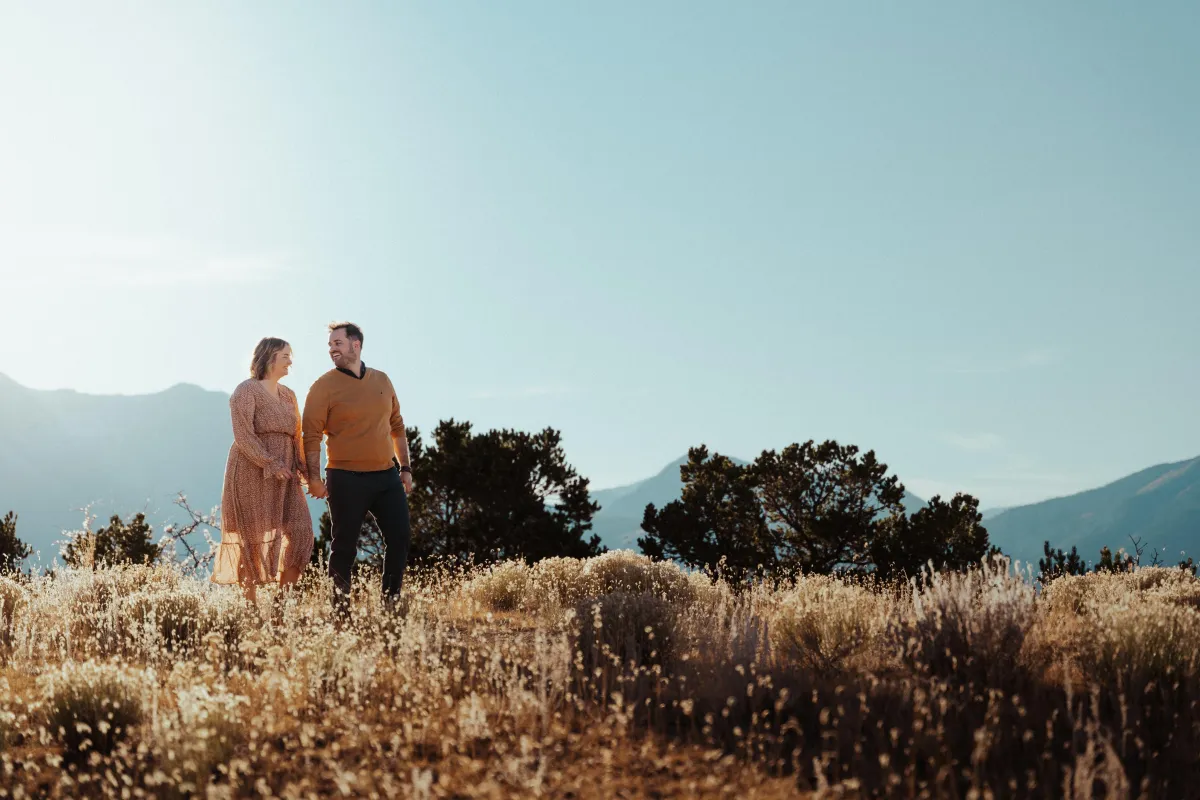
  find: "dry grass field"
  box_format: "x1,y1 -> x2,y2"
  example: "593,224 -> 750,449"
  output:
1,551 -> 1199,798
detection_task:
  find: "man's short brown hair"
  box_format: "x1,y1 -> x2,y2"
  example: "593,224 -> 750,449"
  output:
328,321 -> 363,346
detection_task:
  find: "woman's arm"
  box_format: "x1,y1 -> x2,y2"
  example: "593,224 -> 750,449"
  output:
231,384 -> 285,475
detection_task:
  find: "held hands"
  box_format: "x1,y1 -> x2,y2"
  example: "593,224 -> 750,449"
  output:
300,473 -> 404,497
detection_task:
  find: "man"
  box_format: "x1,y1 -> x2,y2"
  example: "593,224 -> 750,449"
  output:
303,321 -> 413,610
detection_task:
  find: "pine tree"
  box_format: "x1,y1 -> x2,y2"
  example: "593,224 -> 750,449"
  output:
63,513 -> 162,569
0,511 -> 33,572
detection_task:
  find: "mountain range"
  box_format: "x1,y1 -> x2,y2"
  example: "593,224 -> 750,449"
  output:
2,373 -> 1197,571
982,457 -> 1200,571
0,373 -> 322,563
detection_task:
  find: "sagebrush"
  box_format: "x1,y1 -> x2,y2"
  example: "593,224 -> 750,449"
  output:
0,551 -> 1197,797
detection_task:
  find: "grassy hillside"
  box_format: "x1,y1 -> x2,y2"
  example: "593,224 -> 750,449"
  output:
1,553 -> 1198,796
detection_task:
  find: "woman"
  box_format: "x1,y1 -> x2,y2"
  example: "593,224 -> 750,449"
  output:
211,337 -> 315,602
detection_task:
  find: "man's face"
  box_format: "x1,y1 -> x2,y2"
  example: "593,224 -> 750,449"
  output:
328,329 -> 359,368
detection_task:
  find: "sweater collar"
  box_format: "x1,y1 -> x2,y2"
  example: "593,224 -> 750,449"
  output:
336,361 -> 367,380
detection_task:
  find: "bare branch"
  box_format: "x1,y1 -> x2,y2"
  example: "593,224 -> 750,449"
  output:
158,493 -> 221,575
1128,534 -> 1147,567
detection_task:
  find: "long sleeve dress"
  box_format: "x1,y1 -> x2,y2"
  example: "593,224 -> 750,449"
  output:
211,379 -> 315,586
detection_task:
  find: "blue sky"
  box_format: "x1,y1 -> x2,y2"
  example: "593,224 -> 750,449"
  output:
1,2 -> 1198,508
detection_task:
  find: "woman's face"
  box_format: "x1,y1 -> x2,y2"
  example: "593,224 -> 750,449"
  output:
271,345 -> 293,378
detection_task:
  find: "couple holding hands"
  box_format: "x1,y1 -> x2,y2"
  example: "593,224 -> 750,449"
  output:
211,321 -> 413,609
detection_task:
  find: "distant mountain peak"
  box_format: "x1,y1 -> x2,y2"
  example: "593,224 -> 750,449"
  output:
161,382 -> 221,396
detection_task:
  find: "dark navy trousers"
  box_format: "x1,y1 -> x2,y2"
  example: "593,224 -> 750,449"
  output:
325,466 -> 411,601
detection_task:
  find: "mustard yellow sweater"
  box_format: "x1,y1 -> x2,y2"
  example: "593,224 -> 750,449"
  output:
301,366 -> 409,479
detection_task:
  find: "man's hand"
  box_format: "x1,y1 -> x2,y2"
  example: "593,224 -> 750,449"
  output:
308,479 -> 328,499
401,471 -> 413,494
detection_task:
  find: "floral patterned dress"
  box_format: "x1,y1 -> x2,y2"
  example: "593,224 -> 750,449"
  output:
211,379 -> 314,586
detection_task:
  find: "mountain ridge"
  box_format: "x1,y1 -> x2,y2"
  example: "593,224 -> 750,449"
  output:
4,372 -> 1199,570
0,373 -> 298,562
984,455 -> 1200,570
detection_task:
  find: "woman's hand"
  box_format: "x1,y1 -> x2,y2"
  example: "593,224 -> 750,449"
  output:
275,467 -> 292,481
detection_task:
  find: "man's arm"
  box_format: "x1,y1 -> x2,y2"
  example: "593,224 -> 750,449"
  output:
388,380 -> 410,468
301,380 -> 329,487
392,431 -> 410,469
388,379 -> 412,493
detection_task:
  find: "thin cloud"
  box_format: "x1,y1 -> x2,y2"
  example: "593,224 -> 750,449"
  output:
941,347 -> 1066,376
116,256 -> 286,286
1016,348 -> 1062,368
0,228 -> 290,288
941,432 -> 1004,452
470,385 -> 576,400
907,470 -> 1086,510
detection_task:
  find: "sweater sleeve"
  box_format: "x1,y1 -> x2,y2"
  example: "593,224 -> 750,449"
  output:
388,379 -> 406,439
388,377 -> 411,467
301,379 -> 328,483
230,384 -> 281,474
